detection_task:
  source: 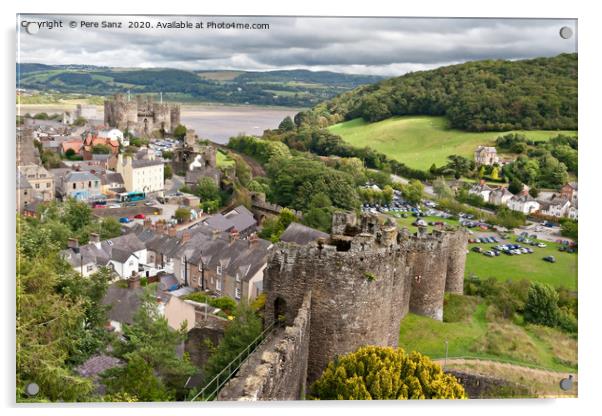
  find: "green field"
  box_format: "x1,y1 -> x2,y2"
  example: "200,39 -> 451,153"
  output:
216,150 -> 235,168
328,116 -> 577,170
398,295 -> 577,373
465,235 -> 577,290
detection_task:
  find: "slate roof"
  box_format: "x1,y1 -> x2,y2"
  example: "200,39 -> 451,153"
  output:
17,172 -> 32,189
61,232 -> 145,269
76,354 -> 123,378
64,171 -> 101,183
280,222 -> 329,245
202,205 -> 256,234
102,283 -> 144,324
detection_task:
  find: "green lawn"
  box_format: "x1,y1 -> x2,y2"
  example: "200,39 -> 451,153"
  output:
328,116 -> 577,170
392,214 -> 461,232
398,295 -> 577,373
216,150 -> 235,168
465,235 -> 577,290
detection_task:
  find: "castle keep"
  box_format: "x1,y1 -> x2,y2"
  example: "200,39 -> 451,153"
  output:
104,93 -> 180,136
219,212 -> 468,399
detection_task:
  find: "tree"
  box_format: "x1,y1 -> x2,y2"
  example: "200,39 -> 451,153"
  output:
401,180 -> 424,204
442,155 -> 474,179
91,144 -> 111,154
164,164 -> 173,180
64,198 -> 92,231
105,287 -> 196,400
195,177 -> 220,201
560,219 -> 578,241
278,116 -> 295,132
310,346 -> 466,400
173,124 -> 187,140
73,116 -> 87,126
65,148 -> 76,159
174,207 -> 191,223
432,177 -> 454,199
202,303 -> 262,387
508,179 -> 524,195
524,282 -> 560,327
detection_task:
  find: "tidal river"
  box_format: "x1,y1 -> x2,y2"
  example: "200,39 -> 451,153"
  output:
18,103 -> 302,144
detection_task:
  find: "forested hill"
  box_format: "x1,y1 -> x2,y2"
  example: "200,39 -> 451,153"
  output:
299,54 -> 577,131
16,64 -> 382,107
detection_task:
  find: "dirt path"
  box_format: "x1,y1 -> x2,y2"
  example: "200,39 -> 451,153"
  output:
214,143 -> 266,177
436,358 -> 578,397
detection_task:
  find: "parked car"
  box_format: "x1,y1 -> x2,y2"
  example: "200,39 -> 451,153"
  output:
119,217 -> 131,223
483,251 -> 495,257
472,247 -> 483,253
537,242 -> 547,248
134,214 -> 146,219
543,256 -> 556,263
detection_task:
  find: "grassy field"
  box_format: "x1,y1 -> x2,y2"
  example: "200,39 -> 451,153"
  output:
465,234 -> 577,290
216,150 -> 235,168
398,294 -> 577,374
328,116 -> 577,170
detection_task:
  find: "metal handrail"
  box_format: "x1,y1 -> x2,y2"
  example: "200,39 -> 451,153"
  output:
190,320 -> 279,402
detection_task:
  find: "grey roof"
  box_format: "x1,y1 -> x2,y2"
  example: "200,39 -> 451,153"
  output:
137,224 -> 270,283
102,283 -> 144,324
203,205 -> 256,234
99,171 -> 124,186
76,354 -> 123,378
61,232 -> 145,269
280,222 -> 329,245
64,171 -> 101,183
224,205 -> 257,233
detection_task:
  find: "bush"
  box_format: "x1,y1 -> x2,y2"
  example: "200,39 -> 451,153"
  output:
310,346 -> 466,400
524,282 -> 560,327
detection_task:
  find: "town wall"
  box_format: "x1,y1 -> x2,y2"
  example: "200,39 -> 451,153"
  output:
218,292 -> 312,401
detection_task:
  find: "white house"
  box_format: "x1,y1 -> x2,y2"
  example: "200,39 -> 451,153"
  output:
116,150 -> 164,194
98,128 -> 128,146
468,182 -> 493,202
538,197 -> 572,218
488,187 -> 513,206
507,194 -> 540,215
61,233 -> 147,279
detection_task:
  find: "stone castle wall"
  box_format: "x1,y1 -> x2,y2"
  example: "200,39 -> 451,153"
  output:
218,292 -> 312,401
264,212 -> 467,384
104,94 -> 180,135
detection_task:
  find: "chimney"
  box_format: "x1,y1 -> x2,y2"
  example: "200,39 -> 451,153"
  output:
479,178 -> 486,186
143,217 -> 153,229
212,229 -> 220,240
229,230 -> 239,244
181,230 -> 191,244
248,233 -> 258,247
68,238 -> 79,250
89,233 -> 101,248
128,273 -> 141,289
168,227 -> 177,238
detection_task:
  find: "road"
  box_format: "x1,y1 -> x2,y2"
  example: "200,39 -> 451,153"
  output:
165,174 -> 184,195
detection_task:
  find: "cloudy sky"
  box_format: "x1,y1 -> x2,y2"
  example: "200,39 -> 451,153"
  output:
17,15 -> 577,76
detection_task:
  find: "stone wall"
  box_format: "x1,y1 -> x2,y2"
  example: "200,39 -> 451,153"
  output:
263,212 -> 467,384
446,370 -> 530,399
218,292 -> 312,401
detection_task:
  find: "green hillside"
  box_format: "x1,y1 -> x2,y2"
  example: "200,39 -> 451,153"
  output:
16,64 -> 382,108
328,116 -> 577,170
302,53 -> 577,132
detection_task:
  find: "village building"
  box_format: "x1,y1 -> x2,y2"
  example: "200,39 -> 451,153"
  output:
17,164 -> 55,201
468,181 -> 493,202
54,170 -> 102,201
474,145 -> 500,166
116,149 -> 164,194
201,205 -> 257,238
16,171 -> 34,212
507,194 -> 540,214
560,182 -> 578,204
488,186 -> 513,206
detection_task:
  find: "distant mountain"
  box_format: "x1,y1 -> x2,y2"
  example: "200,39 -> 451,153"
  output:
16,63 -> 383,107
301,53 -> 577,131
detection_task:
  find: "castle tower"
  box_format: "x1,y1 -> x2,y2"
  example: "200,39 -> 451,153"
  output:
170,105 -> 181,133
445,230 -> 468,294
263,212 -> 468,384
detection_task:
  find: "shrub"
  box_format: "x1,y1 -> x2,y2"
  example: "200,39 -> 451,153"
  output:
310,346 -> 466,400
524,282 -> 560,327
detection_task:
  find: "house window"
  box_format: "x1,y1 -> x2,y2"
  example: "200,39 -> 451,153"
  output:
216,278 -> 222,291
128,260 -> 134,266
217,265 -> 222,275
46,183 -> 50,188
86,265 -> 94,272
35,183 -> 40,189
73,183 -> 76,189
88,181 -> 91,187
235,287 -> 241,300
236,273 -> 240,282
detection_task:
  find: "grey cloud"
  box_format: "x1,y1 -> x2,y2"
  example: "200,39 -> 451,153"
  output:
17,15 -> 577,76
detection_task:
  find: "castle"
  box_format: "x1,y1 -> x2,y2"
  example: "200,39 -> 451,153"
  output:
104,93 -> 180,136
218,212 -> 468,400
